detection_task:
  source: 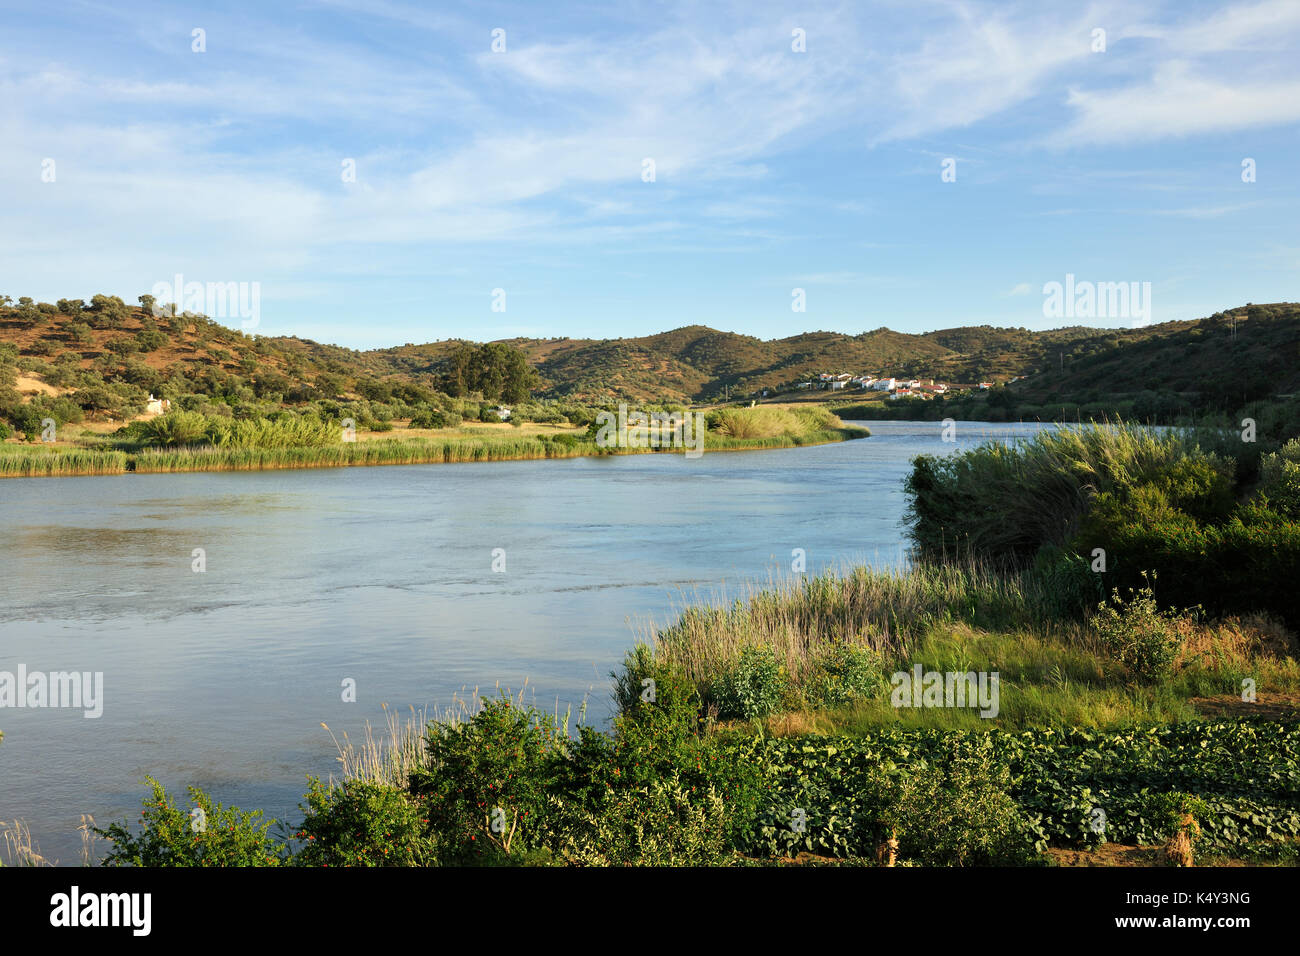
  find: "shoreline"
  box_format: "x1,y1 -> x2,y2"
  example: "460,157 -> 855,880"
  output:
0,425 -> 868,479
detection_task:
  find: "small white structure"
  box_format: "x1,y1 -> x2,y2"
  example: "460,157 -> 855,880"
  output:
145,394 -> 171,415
495,405 -> 512,421
872,378 -> 896,391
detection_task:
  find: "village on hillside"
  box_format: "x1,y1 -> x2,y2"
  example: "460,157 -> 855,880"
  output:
789,372 -> 999,400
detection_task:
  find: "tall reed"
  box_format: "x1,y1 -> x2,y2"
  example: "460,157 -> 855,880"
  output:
0,447 -> 128,478
641,561 -> 1045,692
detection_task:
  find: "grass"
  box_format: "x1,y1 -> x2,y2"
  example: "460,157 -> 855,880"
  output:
645,562 -> 1056,687
638,562 -> 1300,735
707,405 -> 842,439
0,444 -> 128,477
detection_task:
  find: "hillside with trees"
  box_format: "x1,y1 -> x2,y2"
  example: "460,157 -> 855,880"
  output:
4,294 -> 1299,437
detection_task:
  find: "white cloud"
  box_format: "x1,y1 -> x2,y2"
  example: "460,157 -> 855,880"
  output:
1057,62 -> 1300,144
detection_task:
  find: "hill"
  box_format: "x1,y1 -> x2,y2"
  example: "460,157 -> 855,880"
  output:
3,294 -> 1299,431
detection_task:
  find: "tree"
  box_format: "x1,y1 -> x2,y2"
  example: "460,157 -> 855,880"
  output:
440,342 -> 538,403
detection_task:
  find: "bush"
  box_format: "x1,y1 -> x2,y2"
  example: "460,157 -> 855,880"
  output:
543,773 -> 732,866
408,409 -> 460,429
1030,545 -> 1103,619
293,779 -> 437,867
1091,578 -> 1186,684
904,425 -> 1218,564
803,641 -> 886,708
612,644 -> 702,744
1259,439 -> 1300,517
890,740 -> 1046,866
96,778 -> 284,867
712,645 -> 787,720
1081,500 -> 1300,629
409,697 -> 565,863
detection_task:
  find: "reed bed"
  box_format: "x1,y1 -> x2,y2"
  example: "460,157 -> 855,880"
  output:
4,421 -> 866,477
0,446 -> 128,478
905,422 -> 1203,563
641,562 -> 1050,692
129,435 -> 589,473
0,818 -> 50,867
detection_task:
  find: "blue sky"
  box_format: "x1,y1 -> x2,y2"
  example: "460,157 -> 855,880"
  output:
2,0 -> 1298,348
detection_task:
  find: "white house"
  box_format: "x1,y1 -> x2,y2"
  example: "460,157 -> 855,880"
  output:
144,394 -> 171,416
871,377 -> 896,391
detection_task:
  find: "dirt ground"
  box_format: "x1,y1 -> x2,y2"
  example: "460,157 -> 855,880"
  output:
1190,692 -> 1300,720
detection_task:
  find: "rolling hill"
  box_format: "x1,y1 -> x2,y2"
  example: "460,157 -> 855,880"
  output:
3,294 -> 1298,422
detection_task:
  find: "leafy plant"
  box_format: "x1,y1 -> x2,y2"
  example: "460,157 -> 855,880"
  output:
409,696 -> 565,863
1092,577 -> 1187,684
712,645 -> 787,720
293,778 -> 437,867
96,778 -> 285,867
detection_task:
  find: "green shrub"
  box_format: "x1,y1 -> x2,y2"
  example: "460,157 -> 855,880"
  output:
408,408 -> 460,429
712,645 -> 787,720
612,644 -> 701,741
803,642 -> 886,708
293,778 -> 437,867
96,778 -> 284,867
409,697 -> 565,863
1259,439 -> 1300,517
890,740 -> 1046,866
905,425 -> 1217,564
543,773 -> 732,866
1091,578 -> 1186,684
1080,500 -> 1300,628
1030,545 -> 1103,619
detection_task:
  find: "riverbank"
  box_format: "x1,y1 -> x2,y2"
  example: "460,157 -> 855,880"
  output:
0,421 -> 868,478
44,558 -> 1299,868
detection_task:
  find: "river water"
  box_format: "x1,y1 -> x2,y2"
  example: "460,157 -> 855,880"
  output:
0,420 -> 1047,864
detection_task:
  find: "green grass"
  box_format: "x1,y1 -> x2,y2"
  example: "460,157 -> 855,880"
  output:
646,563 -> 1053,690
2,415 -> 867,478
0,445 -> 128,477
639,562 -> 1300,736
